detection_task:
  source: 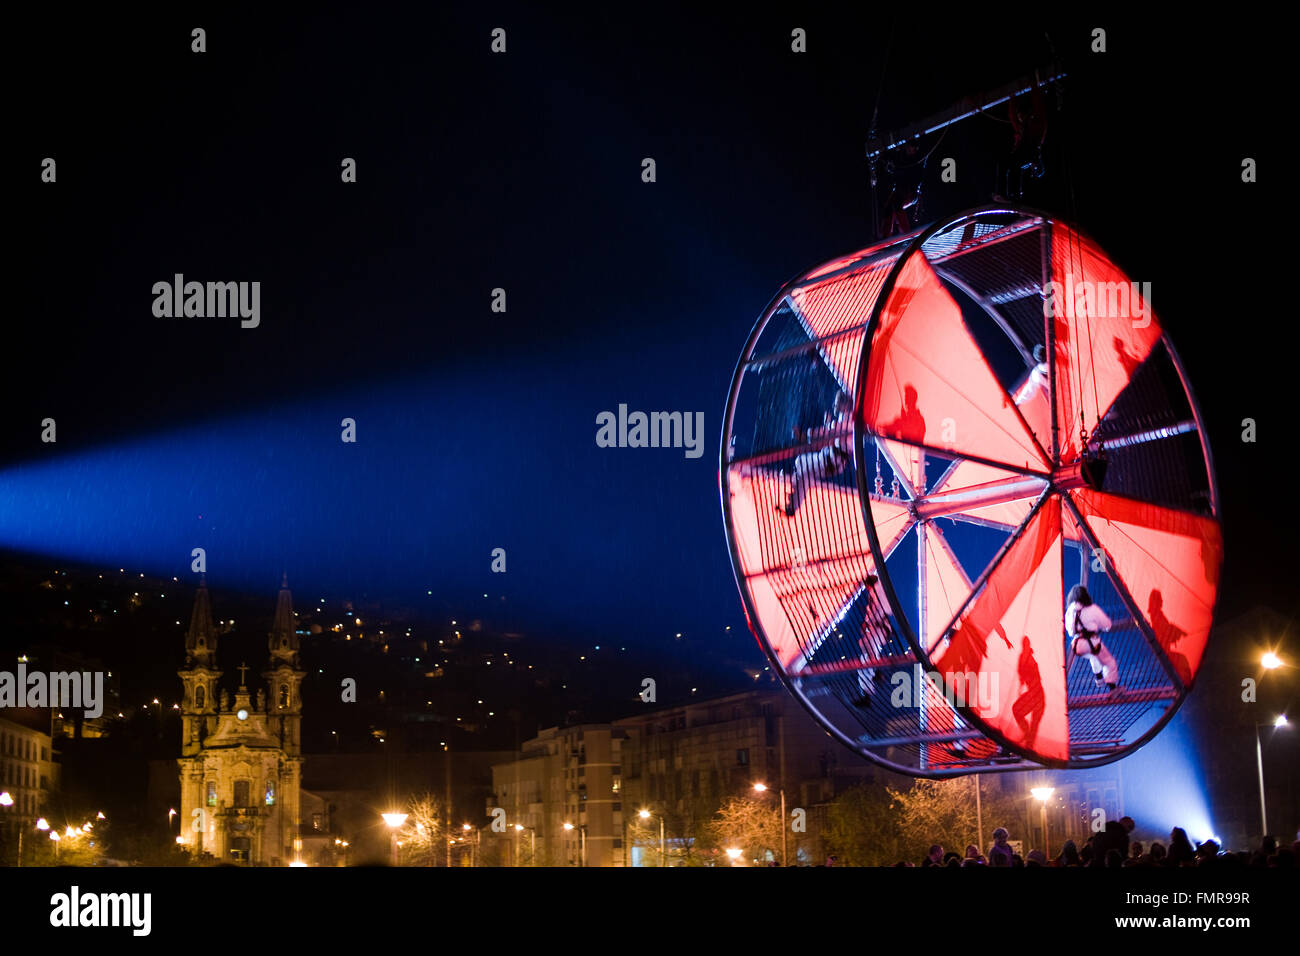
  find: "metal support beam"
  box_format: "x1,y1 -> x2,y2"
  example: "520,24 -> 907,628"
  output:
866,66 -> 1067,160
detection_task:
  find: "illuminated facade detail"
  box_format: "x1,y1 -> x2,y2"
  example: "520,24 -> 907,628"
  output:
177,577 -> 305,864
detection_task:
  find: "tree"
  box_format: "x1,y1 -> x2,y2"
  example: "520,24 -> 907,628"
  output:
396,792 -> 445,867
825,784 -> 904,866
708,796 -> 782,865
886,777 -> 1025,862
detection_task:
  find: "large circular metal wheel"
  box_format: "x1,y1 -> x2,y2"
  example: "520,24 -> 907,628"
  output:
720,205 -> 1221,776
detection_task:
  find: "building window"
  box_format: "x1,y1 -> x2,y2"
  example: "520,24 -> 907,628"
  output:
312,813 -> 323,830
195,684 -> 205,708
737,748 -> 749,766
279,684 -> 290,709
265,781 -> 275,806
206,781 -> 217,807
233,779 -> 250,807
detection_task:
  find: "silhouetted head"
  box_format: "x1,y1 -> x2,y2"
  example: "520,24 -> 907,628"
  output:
1067,584 -> 1092,606
903,384 -> 918,408
1032,344 -> 1046,364
1148,590 -> 1163,612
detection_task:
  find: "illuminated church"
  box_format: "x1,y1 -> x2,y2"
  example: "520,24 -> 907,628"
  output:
177,577 -> 305,865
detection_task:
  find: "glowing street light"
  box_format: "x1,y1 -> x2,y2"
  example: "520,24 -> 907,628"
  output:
1031,787 -> 1055,859
1257,715 -> 1292,837
1261,651 -> 1283,670
725,847 -> 743,862
382,812 -> 408,867
563,822 -> 587,867
753,782 -> 788,864
637,809 -> 666,868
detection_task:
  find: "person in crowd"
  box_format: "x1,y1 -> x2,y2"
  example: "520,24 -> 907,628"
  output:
1195,839 -> 1221,865
1056,839 -> 1081,867
988,827 -> 1014,867
1104,818 -> 1130,861
921,844 -> 944,867
1167,827 -> 1196,866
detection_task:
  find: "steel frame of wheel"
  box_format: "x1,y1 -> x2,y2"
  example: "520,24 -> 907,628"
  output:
720,203 -> 1220,777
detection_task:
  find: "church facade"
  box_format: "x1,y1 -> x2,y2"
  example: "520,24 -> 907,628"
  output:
177,577 -> 306,865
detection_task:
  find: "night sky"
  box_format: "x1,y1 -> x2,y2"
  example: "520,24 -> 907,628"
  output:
6,6 -> 1290,665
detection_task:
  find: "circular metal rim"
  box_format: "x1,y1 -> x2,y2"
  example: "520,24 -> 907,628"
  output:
719,203 -> 1221,775
851,202 -> 1221,770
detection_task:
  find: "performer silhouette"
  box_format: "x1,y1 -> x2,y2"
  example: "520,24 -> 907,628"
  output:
1011,638 -> 1046,748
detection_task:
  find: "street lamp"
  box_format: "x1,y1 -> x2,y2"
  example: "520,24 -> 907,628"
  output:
638,809 -> 666,868
725,847 -> 743,864
512,823 -> 536,865
563,822 -> 587,867
1030,787 -> 1055,860
753,782 -> 788,864
1261,651 -> 1283,670
382,812 -> 408,866
0,792 -> 18,867
1255,715 -> 1291,838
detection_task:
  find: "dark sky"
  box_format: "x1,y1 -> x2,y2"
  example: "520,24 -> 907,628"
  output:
6,6 -> 1290,656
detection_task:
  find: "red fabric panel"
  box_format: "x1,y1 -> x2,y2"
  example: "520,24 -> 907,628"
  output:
864,253 -> 1049,473
1071,489 -> 1221,687
922,524 -> 973,653
727,467 -> 911,672
790,259 -> 896,392
933,497 -> 1068,761
1050,226 -> 1162,462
